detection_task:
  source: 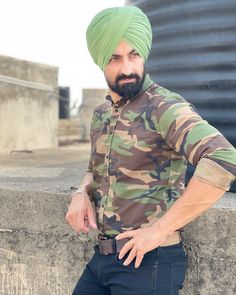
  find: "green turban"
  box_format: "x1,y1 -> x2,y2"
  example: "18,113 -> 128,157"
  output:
86,6 -> 152,71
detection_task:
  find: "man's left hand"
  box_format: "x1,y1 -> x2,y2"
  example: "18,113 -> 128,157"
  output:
116,225 -> 168,268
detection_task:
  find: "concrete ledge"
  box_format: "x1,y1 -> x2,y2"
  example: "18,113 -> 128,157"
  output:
0,189 -> 96,295
0,188 -> 235,295
181,194 -> 236,295
0,146 -> 235,294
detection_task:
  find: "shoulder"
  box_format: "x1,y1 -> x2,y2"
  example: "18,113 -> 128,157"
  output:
93,101 -> 110,116
145,83 -> 201,134
147,82 -> 187,107
146,83 -> 196,120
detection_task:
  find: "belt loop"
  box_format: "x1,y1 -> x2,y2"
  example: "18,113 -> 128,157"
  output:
112,238 -> 117,253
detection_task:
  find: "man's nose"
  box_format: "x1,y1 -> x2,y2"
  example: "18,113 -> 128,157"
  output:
120,60 -> 133,76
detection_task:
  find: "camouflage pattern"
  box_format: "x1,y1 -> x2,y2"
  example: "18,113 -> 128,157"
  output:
87,74 -> 236,236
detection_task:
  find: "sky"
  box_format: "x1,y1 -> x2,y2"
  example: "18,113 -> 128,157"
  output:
0,0 -> 125,110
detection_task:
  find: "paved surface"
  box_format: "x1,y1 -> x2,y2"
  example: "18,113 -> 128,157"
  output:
0,143 -> 90,194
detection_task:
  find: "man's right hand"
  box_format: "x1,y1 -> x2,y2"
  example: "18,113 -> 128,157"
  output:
65,193 -> 97,233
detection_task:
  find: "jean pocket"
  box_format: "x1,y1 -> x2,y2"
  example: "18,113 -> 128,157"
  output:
116,248 -> 158,268
170,261 -> 187,291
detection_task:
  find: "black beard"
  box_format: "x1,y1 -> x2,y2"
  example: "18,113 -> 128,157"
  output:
107,73 -> 145,100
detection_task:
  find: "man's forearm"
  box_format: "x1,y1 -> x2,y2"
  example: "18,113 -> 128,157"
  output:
66,171 -> 97,232
153,176 -> 225,236
77,172 -> 93,195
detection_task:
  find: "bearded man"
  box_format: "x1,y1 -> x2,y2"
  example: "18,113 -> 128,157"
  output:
66,6 -> 236,295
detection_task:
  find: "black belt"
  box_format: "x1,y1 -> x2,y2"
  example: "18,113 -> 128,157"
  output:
98,235 -> 130,255
98,231 -> 182,255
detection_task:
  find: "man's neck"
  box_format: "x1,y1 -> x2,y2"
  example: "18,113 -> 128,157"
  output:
108,89 -> 122,104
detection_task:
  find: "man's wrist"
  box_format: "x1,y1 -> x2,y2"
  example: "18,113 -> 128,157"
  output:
71,189 -> 91,201
151,219 -> 173,237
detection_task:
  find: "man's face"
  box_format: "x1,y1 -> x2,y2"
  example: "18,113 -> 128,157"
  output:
104,41 -> 145,100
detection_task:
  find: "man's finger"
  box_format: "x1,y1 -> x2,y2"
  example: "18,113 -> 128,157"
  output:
134,253 -> 144,268
116,230 -> 136,240
76,211 -> 89,232
68,215 -> 86,233
84,217 -> 89,229
119,239 -> 134,259
123,246 -> 137,266
87,206 -> 97,229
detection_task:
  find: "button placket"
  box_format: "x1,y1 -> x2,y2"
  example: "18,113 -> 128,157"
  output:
99,106 -> 119,221
99,102 -> 128,230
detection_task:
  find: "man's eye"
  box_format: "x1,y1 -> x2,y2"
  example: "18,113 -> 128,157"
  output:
110,56 -> 119,62
130,52 -> 139,58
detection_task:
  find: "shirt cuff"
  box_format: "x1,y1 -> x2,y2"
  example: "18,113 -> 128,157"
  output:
193,157 -> 235,191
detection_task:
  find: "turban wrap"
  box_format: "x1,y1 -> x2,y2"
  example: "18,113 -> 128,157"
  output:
86,6 -> 152,71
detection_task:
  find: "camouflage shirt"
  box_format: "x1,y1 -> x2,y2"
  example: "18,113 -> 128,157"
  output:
87,74 -> 236,236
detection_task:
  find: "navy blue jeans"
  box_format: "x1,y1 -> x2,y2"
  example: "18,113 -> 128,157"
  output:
73,243 -> 187,295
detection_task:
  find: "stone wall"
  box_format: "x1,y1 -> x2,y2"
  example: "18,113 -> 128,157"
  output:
0,147 -> 235,294
58,118 -> 80,145
0,188 -> 235,295
77,88 -> 107,141
181,194 -> 236,295
0,55 -> 58,153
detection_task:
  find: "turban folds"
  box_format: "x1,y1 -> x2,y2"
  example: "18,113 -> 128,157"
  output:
86,6 -> 152,71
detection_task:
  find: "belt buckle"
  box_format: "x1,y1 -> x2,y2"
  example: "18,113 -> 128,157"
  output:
98,236 -> 115,255
99,235 -> 108,240
98,241 -> 108,255
99,244 -> 109,255
98,239 -> 107,255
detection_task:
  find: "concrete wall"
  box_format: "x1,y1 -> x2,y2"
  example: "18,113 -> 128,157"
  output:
78,89 -> 107,141
0,189 -> 88,295
181,195 -> 236,295
0,189 -> 235,295
0,147 -> 235,295
0,55 -> 58,154
58,118 -> 80,145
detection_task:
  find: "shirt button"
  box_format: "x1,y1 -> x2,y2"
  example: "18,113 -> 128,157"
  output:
105,155 -> 109,159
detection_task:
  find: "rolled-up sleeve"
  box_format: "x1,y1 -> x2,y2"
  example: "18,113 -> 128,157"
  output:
155,96 -> 236,191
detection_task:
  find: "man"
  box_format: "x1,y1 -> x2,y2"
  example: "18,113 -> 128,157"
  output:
66,6 -> 236,295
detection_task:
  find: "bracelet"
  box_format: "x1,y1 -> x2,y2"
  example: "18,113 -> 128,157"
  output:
71,189 -> 91,200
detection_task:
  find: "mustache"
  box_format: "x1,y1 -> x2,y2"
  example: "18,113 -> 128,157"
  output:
115,73 -> 140,83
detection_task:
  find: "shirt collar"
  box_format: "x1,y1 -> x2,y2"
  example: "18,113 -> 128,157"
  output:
142,74 -> 154,92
